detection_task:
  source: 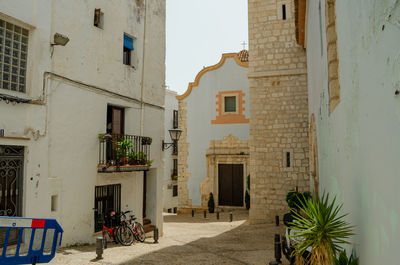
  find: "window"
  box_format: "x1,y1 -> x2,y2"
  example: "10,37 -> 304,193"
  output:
173,110 -> 178,129
94,9 -> 104,29
172,185 -> 178,197
173,159 -> 178,176
51,195 -> 58,212
94,184 -> 121,232
286,152 -> 291,167
172,140 -> 178,155
123,34 -> 134,66
282,5 -> 287,20
224,96 -> 236,113
0,19 -> 28,93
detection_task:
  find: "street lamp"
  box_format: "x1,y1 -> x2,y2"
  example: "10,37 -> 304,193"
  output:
162,128 -> 182,151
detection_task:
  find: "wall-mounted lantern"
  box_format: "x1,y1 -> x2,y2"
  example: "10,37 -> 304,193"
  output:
51,33 -> 70,46
162,128 -> 182,151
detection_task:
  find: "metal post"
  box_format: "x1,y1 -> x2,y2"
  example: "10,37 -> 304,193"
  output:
274,234 -> 282,264
154,228 -> 159,243
191,209 -> 194,217
203,210 -> 206,218
275,215 -> 279,226
216,211 -> 219,220
96,237 -> 103,259
229,212 -> 233,222
32,256 -> 37,265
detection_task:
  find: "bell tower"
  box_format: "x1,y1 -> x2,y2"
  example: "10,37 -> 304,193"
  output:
248,0 -> 309,224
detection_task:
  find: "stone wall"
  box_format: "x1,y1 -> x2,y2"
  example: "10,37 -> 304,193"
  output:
248,0 -> 309,224
177,101 -> 192,208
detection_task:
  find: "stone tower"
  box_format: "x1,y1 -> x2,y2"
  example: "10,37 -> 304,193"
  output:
248,0 -> 309,224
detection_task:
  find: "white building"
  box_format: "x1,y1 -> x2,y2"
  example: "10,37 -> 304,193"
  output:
0,0 -> 165,245
304,0 -> 400,264
163,89 -> 178,212
177,51 -> 250,211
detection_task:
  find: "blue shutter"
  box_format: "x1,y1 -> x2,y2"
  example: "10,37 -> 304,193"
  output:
124,35 -> 134,50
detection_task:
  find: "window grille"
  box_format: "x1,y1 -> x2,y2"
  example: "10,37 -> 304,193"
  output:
0,19 -> 28,93
173,110 -> 178,129
224,96 -> 236,112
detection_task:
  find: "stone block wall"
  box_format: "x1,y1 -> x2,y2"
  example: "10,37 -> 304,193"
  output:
248,0 -> 309,224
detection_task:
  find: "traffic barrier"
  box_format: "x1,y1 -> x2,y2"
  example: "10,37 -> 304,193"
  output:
0,216 -> 63,265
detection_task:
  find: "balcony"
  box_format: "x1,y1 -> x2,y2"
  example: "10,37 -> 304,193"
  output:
98,133 -> 152,173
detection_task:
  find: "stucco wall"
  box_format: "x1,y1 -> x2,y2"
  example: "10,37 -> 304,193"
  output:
306,0 -> 400,264
179,56 -> 249,207
0,0 -> 165,245
163,89 -> 178,211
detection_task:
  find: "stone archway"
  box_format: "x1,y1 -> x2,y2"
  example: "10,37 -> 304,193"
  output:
309,114 -> 319,193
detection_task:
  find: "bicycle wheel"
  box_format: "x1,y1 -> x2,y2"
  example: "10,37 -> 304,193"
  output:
134,222 -> 146,242
116,225 -> 135,246
102,229 -> 108,249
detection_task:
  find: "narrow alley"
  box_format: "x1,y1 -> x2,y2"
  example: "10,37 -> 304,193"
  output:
50,211 -> 287,265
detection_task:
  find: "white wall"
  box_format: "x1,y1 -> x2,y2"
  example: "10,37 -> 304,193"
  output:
306,0 -> 400,264
183,56 -> 249,206
0,0 -> 165,245
163,89 -> 178,211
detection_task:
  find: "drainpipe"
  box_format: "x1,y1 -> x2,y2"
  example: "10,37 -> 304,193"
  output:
140,0 -> 148,136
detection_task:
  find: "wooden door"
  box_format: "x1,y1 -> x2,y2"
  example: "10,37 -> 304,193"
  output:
218,164 -> 243,207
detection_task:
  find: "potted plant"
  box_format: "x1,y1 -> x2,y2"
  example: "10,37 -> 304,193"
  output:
245,175 -> 250,210
138,151 -> 147,165
141,137 -> 152,145
208,192 -> 215,213
98,133 -> 105,142
286,190 -> 311,210
116,139 -> 133,165
146,159 -> 153,167
289,192 -> 354,265
128,151 -> 139,165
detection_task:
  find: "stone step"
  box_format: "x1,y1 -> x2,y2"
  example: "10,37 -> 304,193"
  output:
143,224 -> 156,233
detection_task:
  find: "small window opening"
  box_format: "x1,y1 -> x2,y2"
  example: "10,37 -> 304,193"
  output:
51,195 -> 58,212
123,34 -> 135,66
94,9 -> 104,29
224,96 -> 236,112
286,152 -> 291,167
282,5 -> 287,20
173,185 -> 178,197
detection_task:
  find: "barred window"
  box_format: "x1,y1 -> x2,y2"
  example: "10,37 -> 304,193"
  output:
0,19 -> 28,93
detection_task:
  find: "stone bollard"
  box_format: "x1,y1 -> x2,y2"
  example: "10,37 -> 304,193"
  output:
229,212 -> 233,222
154,228 -> 159,244
203,210 -> 206,218
275,215 -> 279,226
191,209 -> 194,217
216,211 -> 219,220
95,237 -> 103,259
274,234 -> 282,264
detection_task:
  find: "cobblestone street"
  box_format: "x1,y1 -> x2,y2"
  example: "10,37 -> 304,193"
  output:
50,211 -> 288,265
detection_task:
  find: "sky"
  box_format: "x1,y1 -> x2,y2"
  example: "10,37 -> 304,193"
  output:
166,0 -> 248,95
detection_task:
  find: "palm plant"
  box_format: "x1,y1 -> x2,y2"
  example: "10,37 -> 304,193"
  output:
289,192 -> 354,265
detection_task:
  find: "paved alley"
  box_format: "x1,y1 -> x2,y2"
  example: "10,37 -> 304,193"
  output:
50,211 -> 288,265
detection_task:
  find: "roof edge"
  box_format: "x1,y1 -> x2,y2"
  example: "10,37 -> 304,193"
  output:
176,53 -> 249,101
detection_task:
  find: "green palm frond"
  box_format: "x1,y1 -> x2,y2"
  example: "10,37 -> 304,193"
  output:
288,192 -> 355,262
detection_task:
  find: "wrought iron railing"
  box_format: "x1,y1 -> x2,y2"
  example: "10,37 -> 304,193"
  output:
98,133 -> 151,168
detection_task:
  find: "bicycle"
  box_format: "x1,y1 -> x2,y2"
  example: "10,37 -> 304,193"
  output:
102,211 -> 135,248
120,211 -> 146,242
101,211 -> 119,249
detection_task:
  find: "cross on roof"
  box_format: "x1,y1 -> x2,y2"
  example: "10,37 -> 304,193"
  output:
241,41 -> 247,50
